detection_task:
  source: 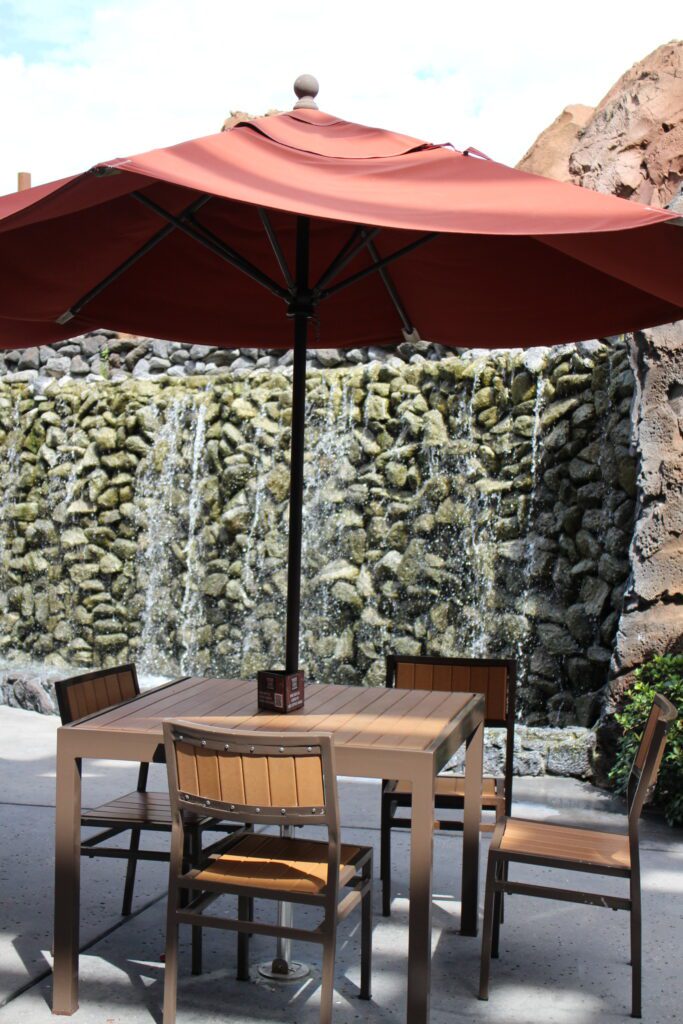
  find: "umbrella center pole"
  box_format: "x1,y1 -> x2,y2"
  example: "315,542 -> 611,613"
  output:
257,217 -> 314,984
284,216 -> 313,678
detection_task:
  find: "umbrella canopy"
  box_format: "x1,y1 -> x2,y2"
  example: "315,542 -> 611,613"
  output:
0,88 -> 681,350
1,76 -> 682,673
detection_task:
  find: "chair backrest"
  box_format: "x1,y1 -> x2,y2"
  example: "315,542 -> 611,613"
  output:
627,693 -> 677,834
387,654 -> 516,813
164,720 -> 340,838
55,664 -> 140,725
386,655 -> 515,728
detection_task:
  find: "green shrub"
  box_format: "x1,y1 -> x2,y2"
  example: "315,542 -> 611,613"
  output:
609,654 -> 683,826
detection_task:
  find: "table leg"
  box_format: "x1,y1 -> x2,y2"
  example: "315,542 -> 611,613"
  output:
52,732 -> 81,1014
406,757 -> 435,1024
461,718 -> 484,936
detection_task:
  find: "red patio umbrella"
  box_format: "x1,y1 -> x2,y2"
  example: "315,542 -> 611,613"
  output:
1,75 -> 681,674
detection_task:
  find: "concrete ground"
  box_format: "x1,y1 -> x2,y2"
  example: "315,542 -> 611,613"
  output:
0,704 -> 681,1024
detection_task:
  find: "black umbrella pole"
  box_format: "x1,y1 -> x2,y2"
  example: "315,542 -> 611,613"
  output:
284,217 -> 310,675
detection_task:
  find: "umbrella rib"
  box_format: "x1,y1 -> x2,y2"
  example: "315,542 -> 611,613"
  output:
55,194 -> 212,324
318,232 -> 438,300
313,225 -> 382,291
258,208 -> 295,292
362,234 -> 414,334
133,193 -> 290,302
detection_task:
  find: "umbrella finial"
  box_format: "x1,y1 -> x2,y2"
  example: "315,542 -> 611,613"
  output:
293,74 -> 319,110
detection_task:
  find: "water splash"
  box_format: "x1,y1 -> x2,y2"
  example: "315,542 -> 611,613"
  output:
135,395 -> 210,676
0,396 -> 23,585
178,400 -> 208,673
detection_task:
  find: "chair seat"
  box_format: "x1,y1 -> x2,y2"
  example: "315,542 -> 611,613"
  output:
392,775 -> 503,807
194,834 -> 366,895
496,817 -> 631,871
83,790 -> 203,828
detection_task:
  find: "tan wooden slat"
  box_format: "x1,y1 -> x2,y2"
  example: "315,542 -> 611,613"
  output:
95,678 -> 112,712
81,680 -> 100,715
74,677 -> 478,759
414,663 -> 434,691
500,818 -> 630,869
119,671 -> 137,702
104,671 -> 124,704
89,676 -> 220,727
195,834 -> 360,894
196,749 -> 222,800
433,664 -> 452,692
450,665 -> 471,693
394,692 -> 472,748
487,665 -> 508,721
217,753 -> 246,804
268,756 -> 298,806
103,679 -> 255,733
317,688 -> 417,746
243,756 -> 271,805
470,665 -> 489,707
176,742 -> 199,794
395,662 -> 415,689
294,756 -> 324,806
349,688 -> 450,748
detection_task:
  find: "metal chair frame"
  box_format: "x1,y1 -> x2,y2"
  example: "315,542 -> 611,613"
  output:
55,664 -> 229,922
380,654 -> 516,917
479,693 -> 677,1018
162,720 -> 372,1024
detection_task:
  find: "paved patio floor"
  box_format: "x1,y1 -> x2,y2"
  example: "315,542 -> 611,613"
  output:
0,704 -> 681,1023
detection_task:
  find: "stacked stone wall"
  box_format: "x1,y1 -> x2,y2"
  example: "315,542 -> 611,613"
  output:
0,338 -> 636,726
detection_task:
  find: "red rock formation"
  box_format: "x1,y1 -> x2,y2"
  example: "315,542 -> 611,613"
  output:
518,41 -> 683,208
517,105 -> 594,184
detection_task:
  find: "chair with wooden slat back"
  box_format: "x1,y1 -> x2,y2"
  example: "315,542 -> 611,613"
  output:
381,654 -> 516,917
55,664 -> 220,933
162,720 -> 373,1024
479,693 -> 677,1018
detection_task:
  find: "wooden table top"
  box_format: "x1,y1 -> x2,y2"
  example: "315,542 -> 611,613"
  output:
67,676 -> 480,755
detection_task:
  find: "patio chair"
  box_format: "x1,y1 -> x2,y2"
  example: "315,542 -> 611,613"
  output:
479,693 -> 677,1018
162,720 -> 373,1024
381,654 -> 516,917
55,664 -> 225,926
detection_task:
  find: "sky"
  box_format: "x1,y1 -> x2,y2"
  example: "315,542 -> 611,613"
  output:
0,0 -> 681,197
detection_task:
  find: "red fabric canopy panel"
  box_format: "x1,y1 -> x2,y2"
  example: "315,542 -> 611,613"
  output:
0,108 -> 681,350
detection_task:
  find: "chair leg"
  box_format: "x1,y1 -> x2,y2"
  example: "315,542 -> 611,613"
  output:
190,826 -> 203,976
478,854 -> 499,1000
360,860 -> 372,1000
121,827 -> 141,916
380,797 -> 392,917
163,888 -> 179,1024
630,875 -> 642,1018
319,922 -> 337,1024
237,895 -> 253,981
492,884 -> 502,959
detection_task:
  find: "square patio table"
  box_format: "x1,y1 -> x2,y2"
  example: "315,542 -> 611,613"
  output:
53,676 -> 484,1023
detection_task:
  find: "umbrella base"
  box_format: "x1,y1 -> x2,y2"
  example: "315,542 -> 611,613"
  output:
256,958 -> 310,981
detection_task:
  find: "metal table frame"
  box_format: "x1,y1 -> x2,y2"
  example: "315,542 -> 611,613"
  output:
52,677 -> 484,1024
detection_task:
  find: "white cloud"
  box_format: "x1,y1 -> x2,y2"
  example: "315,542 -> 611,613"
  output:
1,0 -> 680,196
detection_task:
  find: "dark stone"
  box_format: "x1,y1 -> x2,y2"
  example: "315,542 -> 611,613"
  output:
579,576 -> 611,617
598,553 -> 630,584
575,529 -> 601,560
536,623 -> 581,655
576,482 -> 605,508
566,604 -> 594,644
561,505 -> 582,535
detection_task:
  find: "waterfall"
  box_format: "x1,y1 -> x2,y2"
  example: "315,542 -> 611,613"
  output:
178,400 -> 208,674
135,394 -> 210,677
239,398 -> 276,672
300,372 -> 357,680
0,396 -> 23,598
